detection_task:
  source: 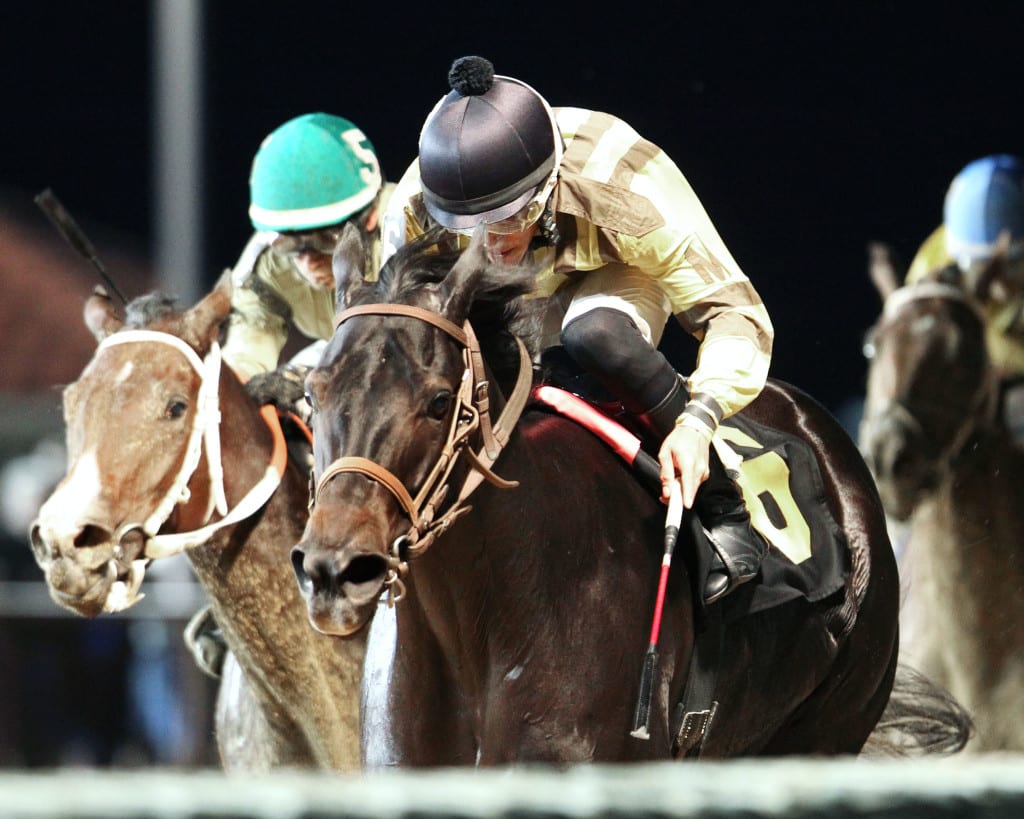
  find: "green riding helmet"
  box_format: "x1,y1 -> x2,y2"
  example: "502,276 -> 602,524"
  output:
248,112 -> 382,232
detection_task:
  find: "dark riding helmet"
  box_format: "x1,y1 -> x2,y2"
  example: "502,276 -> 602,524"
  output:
418,56 -> 561,231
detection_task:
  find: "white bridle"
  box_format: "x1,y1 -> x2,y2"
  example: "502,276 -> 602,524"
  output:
95,330 -> 287,611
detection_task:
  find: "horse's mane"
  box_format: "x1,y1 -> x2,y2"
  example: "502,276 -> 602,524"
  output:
373,230 -> 545,381
124,291 -> 179,327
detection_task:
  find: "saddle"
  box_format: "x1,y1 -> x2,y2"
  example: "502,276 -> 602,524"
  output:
533,385 -> 852,756
533,385 -> 850,619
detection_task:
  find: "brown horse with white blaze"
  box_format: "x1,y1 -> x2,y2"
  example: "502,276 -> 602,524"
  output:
293,227 -> 906,766
30,278 -> 364,770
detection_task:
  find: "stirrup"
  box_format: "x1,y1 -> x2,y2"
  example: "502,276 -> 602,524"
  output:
701,522 -> 767,604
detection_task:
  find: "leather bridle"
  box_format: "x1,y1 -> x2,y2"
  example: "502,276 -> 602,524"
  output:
310,303 -> 533,604
862,282 -> 996,467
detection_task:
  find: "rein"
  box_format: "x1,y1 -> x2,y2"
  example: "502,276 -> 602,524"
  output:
311,303 -> 533,604
95,330 -> 288,611
864,283 -> 997,465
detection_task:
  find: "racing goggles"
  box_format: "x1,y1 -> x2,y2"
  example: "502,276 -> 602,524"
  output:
450,196 -> 546,237
271,227 -> 343,257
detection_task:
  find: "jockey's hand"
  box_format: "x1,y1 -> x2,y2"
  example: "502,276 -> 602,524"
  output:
657,423 -> 711,508
245,365 -> 312,423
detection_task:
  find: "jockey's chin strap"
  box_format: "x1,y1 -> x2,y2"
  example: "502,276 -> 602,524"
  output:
312,304 -> 533,602
97,331 -> 288,591
868,282 -> 998,464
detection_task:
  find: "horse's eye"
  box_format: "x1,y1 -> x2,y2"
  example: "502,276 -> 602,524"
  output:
304,390 -> 317,414
164,398 -> 188,420
427,391 -> 454,420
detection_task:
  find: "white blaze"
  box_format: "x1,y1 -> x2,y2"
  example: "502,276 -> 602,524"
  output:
35,449 -> 104,543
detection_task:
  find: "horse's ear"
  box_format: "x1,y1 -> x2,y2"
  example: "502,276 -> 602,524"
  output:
84,286 -> 123,341
333,223 -> 373,309
183,270 -> 233,348
867,242 -> 902,302
442,227 -> 489,321
442,228 -> 537,322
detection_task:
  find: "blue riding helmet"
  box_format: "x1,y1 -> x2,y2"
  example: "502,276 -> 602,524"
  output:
944,154 -> 1024,268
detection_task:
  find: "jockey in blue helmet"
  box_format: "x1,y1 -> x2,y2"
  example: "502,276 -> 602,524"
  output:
906,154 -> 1024,440
944,154 -> 1024,275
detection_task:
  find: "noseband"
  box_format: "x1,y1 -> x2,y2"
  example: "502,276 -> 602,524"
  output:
310,303 -> 533,603
863,282 -> 996,465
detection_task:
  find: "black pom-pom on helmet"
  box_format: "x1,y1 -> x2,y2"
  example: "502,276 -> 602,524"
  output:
418,56 -> 559,230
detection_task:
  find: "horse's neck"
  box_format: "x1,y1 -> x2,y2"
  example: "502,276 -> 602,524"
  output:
405,410 -> 659,668
949,421 -> 1012,477
217,371 -> 280,500
921,422 -> 1024,552
182,368 -> 307,652
184,374 -> 364,769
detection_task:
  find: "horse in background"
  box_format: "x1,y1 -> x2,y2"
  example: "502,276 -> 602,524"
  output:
30,278 -> 364,770
860,244 -> 1024,751
291,226 -> 912,765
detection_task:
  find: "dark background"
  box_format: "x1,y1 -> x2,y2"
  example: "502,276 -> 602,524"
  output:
0,0 -> 1021,769
5,1 -> 1023,415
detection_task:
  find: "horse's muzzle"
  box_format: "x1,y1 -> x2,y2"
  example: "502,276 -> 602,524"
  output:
291,540 -> 387,637
861,414 -> 939,520
29,518 -> 150,616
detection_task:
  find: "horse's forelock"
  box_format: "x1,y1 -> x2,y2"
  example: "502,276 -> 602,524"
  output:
365,235 -> 542,379
380,234 -> 535,310
376,247 -> 454,304
124,291 -> 179,328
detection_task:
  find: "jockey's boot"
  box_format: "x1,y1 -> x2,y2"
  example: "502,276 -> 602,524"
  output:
645,378 -> 769,605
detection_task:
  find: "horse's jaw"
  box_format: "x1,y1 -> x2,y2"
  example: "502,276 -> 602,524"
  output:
30,513 -> 151,617
32,548 -> 149,617
305,595 -> 376,638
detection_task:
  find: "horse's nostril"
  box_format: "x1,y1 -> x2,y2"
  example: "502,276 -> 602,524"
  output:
291,547 -> 312,595
889,447 -> 920,481
29,523 -> 48,562
118,527 -> 146,561
74,524 -> 111,550
344,555 -> 388,586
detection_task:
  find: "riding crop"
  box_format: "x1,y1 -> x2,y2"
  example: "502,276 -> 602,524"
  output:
34,187 -> 128,304
631,478 -> 683,740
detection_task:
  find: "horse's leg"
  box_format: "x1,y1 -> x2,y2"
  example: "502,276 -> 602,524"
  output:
214,653 -> 317,770
758,585 -> 900,755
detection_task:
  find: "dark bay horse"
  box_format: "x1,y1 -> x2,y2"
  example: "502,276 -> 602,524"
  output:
293,228 -> 904,765
30,278 -> 364,770
860,250 -> 1024,751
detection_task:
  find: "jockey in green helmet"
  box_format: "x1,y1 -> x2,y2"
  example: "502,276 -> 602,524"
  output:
222,112 -> 393,381
190,113 -> 393,680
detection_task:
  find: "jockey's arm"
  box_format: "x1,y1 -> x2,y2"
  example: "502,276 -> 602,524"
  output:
222,245 -> 291,381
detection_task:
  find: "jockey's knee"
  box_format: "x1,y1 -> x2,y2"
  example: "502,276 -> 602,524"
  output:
560,308 -> 678,414
561,308 -> 647,379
